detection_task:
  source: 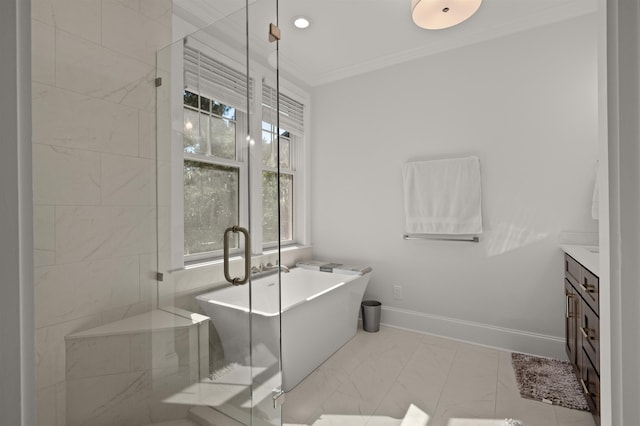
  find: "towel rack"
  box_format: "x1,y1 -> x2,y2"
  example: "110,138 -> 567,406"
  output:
403,234 -> 480,243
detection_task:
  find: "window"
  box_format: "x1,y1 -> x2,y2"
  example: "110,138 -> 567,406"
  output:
180,45 -> 306,262
261,84 -> 304,247
262,122 -> 294,245
183,91 -> 242,257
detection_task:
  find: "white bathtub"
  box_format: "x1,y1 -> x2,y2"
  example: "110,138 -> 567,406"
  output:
196,267 -> 371,392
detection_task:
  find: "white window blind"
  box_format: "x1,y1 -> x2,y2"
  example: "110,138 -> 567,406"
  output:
262,84 -> 305,135
184,45 -> 253,112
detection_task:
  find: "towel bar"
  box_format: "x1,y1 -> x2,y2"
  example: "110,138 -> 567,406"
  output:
403,234 -> 480,243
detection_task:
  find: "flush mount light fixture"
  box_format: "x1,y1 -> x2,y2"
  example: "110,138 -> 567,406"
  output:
411,0 -> 482,30
293,16 -> 310,29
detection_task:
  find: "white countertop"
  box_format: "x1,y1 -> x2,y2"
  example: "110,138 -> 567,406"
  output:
561,244 -> 600,276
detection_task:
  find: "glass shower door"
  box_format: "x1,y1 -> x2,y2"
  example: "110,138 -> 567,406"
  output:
155,0 -> 284,424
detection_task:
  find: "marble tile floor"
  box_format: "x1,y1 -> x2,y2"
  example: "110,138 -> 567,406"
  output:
282,325 -> 596,426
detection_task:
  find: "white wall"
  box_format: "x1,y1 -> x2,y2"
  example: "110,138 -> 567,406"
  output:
0,0 -> 35,424
310,14 -> 599,357
606,0 -> 640,424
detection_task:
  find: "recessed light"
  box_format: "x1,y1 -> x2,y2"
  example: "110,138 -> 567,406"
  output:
293,16 -> 310,29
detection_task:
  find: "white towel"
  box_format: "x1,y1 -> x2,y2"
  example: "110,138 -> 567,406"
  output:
402,156 -> 482,235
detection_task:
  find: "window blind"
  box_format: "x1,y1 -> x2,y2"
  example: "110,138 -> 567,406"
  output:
262,84 -> 305,135
184,45 -> 253,112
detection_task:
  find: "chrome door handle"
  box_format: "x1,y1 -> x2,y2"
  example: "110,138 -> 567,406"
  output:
223,226 -> 251,285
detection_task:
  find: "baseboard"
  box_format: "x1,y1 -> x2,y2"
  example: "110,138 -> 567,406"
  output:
380,306 -> 566,360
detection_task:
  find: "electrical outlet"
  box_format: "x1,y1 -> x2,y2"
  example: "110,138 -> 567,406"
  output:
393,285 -> 403,300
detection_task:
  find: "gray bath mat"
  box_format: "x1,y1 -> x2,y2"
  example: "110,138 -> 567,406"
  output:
511,352 -> 589,411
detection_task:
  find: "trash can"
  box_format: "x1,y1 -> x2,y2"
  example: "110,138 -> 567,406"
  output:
361,300 -> 381,332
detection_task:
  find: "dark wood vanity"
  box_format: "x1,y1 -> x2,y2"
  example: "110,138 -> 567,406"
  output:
564,252 -> 600,426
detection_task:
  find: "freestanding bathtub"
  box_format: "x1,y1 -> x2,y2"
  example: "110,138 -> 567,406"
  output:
196,266 -> 372,392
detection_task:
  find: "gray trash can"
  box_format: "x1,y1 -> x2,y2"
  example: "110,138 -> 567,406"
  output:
361,300 -> 381,332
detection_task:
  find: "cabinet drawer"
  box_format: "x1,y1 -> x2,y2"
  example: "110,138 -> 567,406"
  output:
580,268 -> 599,315
581,350 -> 600,420
564,254 -> 581,286
580,302 -> 600,374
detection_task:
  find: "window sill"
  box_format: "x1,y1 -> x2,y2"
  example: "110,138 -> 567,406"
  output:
183,243 -> 312,271
262,243 -> 311,255
184,256 -> 229,270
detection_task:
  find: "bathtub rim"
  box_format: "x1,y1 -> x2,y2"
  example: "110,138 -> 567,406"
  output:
196,268 -> 367,318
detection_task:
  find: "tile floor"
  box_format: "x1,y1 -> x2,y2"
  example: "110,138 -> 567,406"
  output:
283,325 -> 595,426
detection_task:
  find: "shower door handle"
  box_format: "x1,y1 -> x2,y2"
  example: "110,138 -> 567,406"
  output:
223,226 -> 251,285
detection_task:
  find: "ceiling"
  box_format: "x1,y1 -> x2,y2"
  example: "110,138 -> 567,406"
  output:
173,0 -> 598,87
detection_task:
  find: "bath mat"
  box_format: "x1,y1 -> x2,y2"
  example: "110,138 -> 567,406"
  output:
511,352 -> 589,411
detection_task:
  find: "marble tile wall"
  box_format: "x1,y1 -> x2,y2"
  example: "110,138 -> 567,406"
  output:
31,2 -> 314,424
31,1 -> 171,424
65,323 -> 208,426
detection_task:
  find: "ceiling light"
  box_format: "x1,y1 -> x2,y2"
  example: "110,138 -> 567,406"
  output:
293,16 -> 310,29
411,0 -> 482,30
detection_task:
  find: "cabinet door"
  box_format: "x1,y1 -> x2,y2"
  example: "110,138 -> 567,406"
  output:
564,279 -> 579,366
581,301 -> 600,374
581,349 -> 600,424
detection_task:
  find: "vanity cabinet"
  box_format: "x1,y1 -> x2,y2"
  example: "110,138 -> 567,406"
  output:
564,253 -> 600,426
